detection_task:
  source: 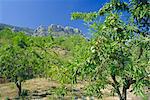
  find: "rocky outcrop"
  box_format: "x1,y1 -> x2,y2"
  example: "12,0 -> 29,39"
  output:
0,23 -> 83,37
48,24 -> 64,32
48,24 -> 82,36
33,25 -> 48,36
32,24 -> 82,37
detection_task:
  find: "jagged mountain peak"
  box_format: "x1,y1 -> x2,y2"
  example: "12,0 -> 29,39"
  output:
0,23 -> 83,37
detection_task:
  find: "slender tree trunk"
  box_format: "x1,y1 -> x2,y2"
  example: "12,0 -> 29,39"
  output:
111,74 -> 123,100
116,88 -> 127,100
111,74 -> 129,100
121,87 -> 127,100
114,85 -> 122,100
15,80 -> 22,96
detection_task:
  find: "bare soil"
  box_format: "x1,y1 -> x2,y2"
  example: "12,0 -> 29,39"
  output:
0,78 -> 149,100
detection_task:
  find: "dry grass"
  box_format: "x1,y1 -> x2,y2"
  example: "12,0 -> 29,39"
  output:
0,78 -> 149,100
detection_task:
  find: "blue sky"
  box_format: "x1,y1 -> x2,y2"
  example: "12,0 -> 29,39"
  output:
0,0 -> 109,34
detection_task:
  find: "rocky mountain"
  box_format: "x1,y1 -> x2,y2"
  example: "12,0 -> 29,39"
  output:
0,23 -> 83,37
48,24 -> 82,37
33,26 -> 48,36
33,24 -> 82,37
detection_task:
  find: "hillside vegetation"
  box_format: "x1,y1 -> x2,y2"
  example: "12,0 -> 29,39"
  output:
0,0 -> 150,100
0,28 -> 90,99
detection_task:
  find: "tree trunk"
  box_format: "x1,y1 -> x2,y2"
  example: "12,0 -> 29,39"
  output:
15,80 -> 22,96
120,87 -> 127,100
111,74 -> 128,100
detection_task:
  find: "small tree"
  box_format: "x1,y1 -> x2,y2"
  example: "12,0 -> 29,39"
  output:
71,0 -> 150,100
0,32 -> 42,96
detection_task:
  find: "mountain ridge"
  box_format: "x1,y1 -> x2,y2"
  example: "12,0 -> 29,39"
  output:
0,23 -> 83,37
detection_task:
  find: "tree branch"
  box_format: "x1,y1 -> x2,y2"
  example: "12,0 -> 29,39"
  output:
111,74 -> 122,99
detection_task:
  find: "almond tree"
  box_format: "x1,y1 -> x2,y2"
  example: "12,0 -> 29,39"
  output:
0,31 -> 43,96
71,0 -> 150,100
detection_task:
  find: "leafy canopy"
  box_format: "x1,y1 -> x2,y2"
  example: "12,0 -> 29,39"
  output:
71,0 -> 150,99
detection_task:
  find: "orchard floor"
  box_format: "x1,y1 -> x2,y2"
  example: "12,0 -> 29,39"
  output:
0,78 -> 149,100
